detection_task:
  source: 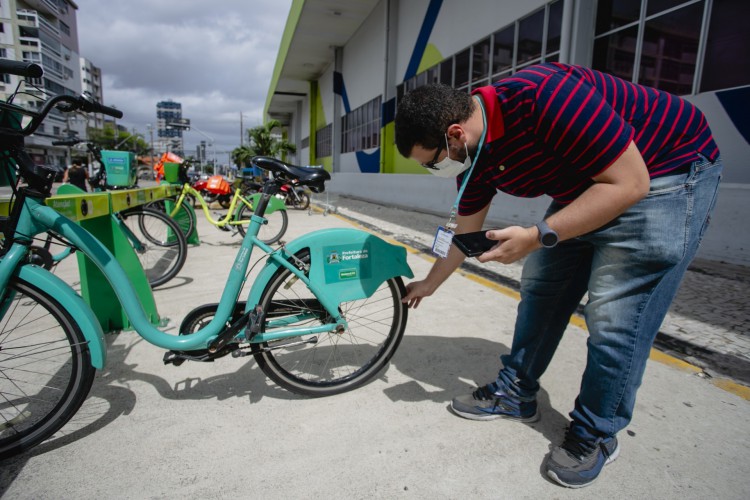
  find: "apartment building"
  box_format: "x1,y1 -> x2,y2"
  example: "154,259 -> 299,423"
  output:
0,0 -> 86,168
156,99 -> 185,157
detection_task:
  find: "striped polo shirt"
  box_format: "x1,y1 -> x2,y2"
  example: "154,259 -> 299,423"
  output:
457,63 -> 719,215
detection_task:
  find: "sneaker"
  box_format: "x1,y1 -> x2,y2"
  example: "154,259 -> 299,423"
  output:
546,428 -> 620,488
450,382 -> 539,422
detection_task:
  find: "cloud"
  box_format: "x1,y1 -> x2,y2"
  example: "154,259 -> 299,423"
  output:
75,0 -> 292,160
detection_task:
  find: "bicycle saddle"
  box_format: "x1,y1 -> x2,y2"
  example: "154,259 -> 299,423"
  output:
251,156 -> 331,193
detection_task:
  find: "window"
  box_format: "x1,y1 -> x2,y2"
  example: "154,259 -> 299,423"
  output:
471,38 -> 491,88
396,0 -> 563,99
23,51 -> 41,62
639,2 -> 702,95
342,96 -> 382,153
454,48 -> 470,90
517,9 -> 545,66
700,0 -> 750,92
59,21 -> 71,36
492,25 -> 514,77
593,0 -> 750,95
316,123 -> 332,158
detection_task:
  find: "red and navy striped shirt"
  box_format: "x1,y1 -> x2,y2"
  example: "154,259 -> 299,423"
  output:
458,63 -> 719,215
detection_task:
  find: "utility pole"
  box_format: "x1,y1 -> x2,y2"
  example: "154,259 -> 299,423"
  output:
147,124 -> 155,162
240,112 -> 244,146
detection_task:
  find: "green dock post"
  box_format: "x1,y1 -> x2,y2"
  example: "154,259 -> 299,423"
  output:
51,184 -> 160,331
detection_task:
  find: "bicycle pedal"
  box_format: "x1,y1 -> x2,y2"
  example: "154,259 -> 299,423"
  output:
163,350 -> 186,366
248,306 -> 265,334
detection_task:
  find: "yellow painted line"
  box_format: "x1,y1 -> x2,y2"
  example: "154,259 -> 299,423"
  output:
328,207 -> 750,401
712,379 -> 750,400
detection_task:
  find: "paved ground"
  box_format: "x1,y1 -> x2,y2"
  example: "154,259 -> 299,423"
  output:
325,194 -> 750,387
1,200 -> 748,499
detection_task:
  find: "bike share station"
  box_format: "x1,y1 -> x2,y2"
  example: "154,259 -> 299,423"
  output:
1,150 -> 181,333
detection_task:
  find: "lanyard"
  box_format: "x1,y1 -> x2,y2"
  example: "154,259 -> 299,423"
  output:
446,95 -> 487,229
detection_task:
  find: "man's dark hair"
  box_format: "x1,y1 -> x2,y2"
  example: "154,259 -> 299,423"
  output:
394,84 -> 474,158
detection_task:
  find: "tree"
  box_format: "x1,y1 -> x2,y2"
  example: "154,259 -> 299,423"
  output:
231,119 -> 296,169
87,125 -> 150,155
231,145 -> 255,169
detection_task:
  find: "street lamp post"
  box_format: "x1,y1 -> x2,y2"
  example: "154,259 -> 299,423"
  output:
146,124 -> 155,161
167,121 -> 215,174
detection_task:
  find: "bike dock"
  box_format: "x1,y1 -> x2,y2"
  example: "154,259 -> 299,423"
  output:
1,183 -> 180,331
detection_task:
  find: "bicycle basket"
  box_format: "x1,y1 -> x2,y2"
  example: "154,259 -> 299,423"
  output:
205,175 -> 231,195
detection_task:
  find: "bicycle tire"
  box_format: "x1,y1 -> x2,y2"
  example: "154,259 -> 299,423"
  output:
146,197 -> 196,241
235,202 -> 288,245
0,277 -> 96,460
117,207 -> 188,288
293,191 -> 310,210
253,251 -> 408,396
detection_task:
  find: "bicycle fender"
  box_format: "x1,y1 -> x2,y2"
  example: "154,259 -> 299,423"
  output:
246,193 -> 286,214
17,265 -> 106,369
246,228 -> 414,308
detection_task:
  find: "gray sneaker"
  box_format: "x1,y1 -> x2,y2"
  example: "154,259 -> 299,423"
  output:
546,428 -> 620,488
450,382 -> 539,422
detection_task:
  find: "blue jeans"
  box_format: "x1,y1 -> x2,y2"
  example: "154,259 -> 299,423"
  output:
496,155 -> 723,440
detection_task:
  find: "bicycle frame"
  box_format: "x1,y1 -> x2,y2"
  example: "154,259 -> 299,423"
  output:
47,212 -> 147,265
171,183 -> 285,229
0,190 -> 412,362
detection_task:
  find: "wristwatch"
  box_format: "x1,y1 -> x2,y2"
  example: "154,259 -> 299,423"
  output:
535,220 -> 559,248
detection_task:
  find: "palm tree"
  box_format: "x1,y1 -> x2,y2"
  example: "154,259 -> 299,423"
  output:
231,119 -> 296,169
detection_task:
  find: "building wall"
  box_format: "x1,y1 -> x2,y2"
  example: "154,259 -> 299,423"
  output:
282,0 -> 750,265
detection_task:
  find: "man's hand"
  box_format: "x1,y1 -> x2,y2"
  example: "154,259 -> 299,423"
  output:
476,226 -> 539,264
402,279 -> 439,309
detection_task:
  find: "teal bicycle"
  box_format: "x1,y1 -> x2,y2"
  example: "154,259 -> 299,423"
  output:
0,60 -> 413,459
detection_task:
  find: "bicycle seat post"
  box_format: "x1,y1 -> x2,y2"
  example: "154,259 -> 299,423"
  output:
254,179 -> 281,217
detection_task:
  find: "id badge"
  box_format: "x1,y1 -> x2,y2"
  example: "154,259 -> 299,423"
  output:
432,226 -> 454,259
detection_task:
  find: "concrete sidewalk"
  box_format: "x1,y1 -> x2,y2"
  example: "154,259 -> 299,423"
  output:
327,194 -> 750,388
1,204 -> 748,499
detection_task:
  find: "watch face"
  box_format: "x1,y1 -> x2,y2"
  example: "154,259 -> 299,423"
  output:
541,231 -> 558,247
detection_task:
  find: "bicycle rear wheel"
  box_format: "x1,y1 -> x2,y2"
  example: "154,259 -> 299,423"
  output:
253,251 -> 408,396
293,191 -> 310,210
235,202 -> 288,245
117,207 -> 188,288
0,277 -> 96,460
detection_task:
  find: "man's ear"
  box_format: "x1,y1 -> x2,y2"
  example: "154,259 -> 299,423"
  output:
446,123 -> 464,142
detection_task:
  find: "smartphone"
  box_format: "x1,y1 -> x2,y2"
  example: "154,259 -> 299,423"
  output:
452,230 -> 497,257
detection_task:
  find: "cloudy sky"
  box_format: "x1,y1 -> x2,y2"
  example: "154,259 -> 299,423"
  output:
75,0 -> 293,163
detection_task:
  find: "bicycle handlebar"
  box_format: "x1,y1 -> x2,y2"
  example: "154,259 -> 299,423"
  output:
1,94 -> 123,136
0,59 -> 43,78
51,138 -> 83,146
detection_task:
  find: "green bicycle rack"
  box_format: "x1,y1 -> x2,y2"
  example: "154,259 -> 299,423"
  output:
2,184 -> 180,332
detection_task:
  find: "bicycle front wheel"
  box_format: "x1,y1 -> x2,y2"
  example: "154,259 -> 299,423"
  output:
118,207 -> 188,288
0,277 -> 96,460
253,251 -> 408,396
146,197 -> 196,241
235,203 -> 288,245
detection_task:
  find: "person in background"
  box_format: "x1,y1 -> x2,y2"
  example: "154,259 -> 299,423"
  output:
394,62 -> 722,488
63,159 -> 89,191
